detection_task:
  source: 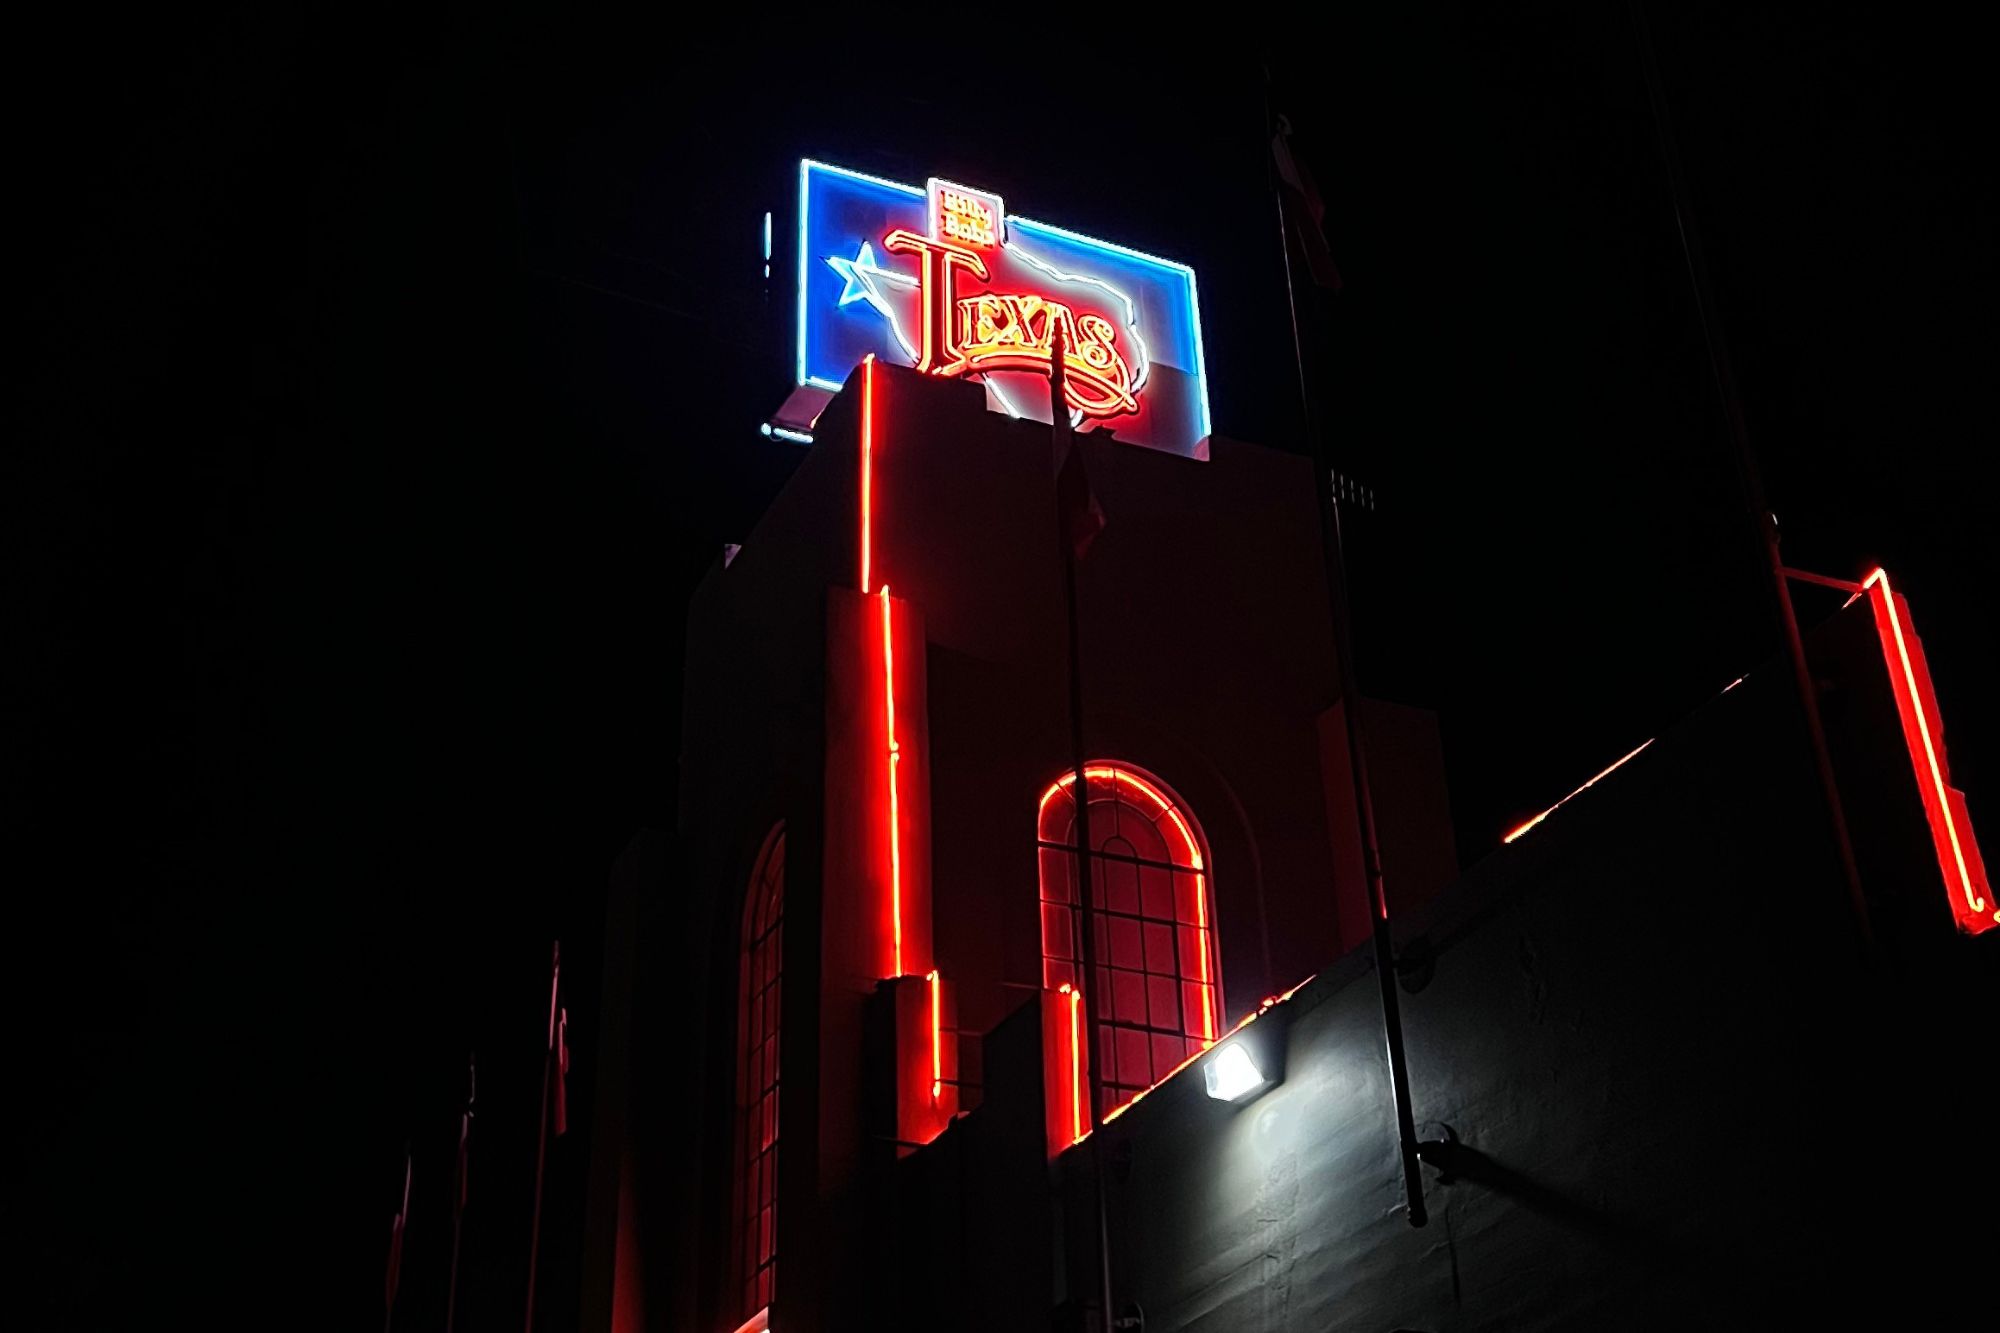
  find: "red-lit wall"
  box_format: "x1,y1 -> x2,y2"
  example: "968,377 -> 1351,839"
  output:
668,363 -> 1455,1330
856,366 -> 1378,1040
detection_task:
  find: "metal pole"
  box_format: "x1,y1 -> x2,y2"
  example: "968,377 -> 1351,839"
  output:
1064,542 -> 1120,1330
445,1053 -> 474,1333
1264,75 -> 1427,1228
524,942 -> 560,1333
385,1147 -> 410,1333
1052,324 -> 1119,1328
1061,550 -> 1102,1136
1629,1 -> 1873,954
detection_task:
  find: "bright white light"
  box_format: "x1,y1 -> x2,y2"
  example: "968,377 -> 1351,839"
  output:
1203,1039 -> 1268,1102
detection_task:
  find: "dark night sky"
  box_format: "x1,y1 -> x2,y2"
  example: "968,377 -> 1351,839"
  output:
15,6 -> 1992,1328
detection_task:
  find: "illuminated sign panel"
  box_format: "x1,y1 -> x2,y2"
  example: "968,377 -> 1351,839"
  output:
797,160 -> 1211,457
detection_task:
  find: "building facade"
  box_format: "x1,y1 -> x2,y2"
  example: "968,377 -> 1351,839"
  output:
672,359 -> 1455,1332
571,165 -> 1994,1333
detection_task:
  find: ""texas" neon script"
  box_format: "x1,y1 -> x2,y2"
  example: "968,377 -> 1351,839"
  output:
882,229 -> 1138,421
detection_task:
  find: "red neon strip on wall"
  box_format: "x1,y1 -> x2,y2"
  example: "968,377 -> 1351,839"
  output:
927,969 -> 942,1099
1152,792 -> 1217,1042
1862,568 -> 1994,934
880,585 -> 904,975
859,354 -> 875,595
1059,983 -> 1085,1145
1502,740 -> 1655,845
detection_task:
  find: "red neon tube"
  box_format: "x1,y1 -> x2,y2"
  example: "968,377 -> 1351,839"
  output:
1153,791 -> 1217,1042
859,354 -> 875,595
1502,740 -> 1655,845
1061,983 -> 1085,1144
881,585 -> 904,975
927,969 -> 942,1099
1862,568 -> 1993,933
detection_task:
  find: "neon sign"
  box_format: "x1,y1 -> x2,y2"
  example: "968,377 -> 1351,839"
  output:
1858,569 -> 1994,935
796,160 -> 1211,457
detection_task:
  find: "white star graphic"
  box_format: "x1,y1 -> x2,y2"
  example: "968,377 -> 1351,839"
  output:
825,240 -> 915,319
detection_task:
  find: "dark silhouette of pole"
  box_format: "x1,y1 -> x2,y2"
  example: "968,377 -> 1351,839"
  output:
384,1146 -> 411,1333
445,1053 -> 474,1333
1051,322 -> 1119,1327
1629,1 -> 1872,953
1264,75 -> 1428,1228
524,943 -> 560,1333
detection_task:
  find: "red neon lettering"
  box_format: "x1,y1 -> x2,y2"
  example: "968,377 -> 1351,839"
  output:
884,229 -> 1138,420
883,229 -> 987,375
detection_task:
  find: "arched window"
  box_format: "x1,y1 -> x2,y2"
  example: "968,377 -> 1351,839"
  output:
733,825 -> 785,1322
1038,765 -> 1219,1116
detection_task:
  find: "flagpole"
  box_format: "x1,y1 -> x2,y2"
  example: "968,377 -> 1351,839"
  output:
385,1146 -> 411,1333
1050,323 -> 1119,1329
445,1053 -> 474,1333
1264,74 -> 1428,1229
1629,1 -> 1872,954
524,942 -> 561,1333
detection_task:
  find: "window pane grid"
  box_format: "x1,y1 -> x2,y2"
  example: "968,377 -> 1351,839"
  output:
1037,766 -> 1217,1116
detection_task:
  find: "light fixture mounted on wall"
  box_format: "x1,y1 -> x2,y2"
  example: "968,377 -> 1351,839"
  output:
1202,1023 -> 1286,1104
1203,1041 -> 1267,1102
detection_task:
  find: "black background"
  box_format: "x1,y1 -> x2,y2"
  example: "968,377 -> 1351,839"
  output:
14,6 -> 1992,1327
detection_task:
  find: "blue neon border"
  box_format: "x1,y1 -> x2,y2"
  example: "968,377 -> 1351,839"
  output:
795,158 -> 1211,444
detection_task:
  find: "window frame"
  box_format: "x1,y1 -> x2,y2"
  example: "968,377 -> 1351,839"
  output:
732,823 -> 786,1323
1037,763 -> 1220,1116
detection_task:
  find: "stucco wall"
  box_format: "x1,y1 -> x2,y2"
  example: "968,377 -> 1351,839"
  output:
1061,611 -> 1994,1329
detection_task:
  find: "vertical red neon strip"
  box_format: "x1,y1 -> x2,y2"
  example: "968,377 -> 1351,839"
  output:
1062,983 -> 1085,1144
859,355 -> 875,595
1191,870 -> 1216,1042
1863,568 -> 1992,930
1155,787 -> 1217,1043
927,969 -> 942,1100
881,585 -> 904,976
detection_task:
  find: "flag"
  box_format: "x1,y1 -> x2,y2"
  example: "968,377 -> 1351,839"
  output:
385,1150 -> 411,1318
1057,439 -> 1105,561
1048,319 -> 1105,559
553,1007 -> 570,1138
1272,114 -> 1344,292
